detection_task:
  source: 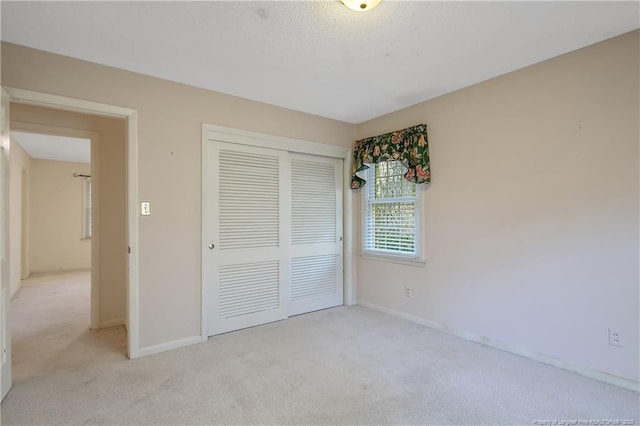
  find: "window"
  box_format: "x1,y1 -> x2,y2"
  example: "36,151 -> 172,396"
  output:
362,161 -> 421,262
81,178 -> 92,239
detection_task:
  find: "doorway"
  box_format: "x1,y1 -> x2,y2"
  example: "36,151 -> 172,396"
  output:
11,116 -> 103,329
9,111 -> 123,384
0,87 -> 140,402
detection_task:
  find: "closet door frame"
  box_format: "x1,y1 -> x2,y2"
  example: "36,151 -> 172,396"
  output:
201,124 -> 353,342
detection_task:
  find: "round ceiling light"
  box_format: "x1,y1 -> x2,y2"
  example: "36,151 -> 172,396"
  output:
340,0 -> 382,12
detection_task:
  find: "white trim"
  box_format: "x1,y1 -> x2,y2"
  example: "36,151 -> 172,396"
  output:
203,124 -> 349,159
90,136 -> 100,331
126,111 -> 139,359
357,300 -> 640,393
1,88 -> 13,401
359,252 -> 426,267
10,121 -> 98,140
5,87 -> 140,359
138,335 -> 203,358
5,88 -> 133,119
344,148 -> 356,306
99,318 -> 125,329
200,126 -> 209,343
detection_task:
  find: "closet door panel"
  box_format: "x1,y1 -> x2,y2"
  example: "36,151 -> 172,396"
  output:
204,141 -> 289,336
289,154 -> 343,316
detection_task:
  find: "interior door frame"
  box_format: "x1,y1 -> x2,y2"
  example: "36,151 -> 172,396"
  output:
1,88 -> 12,401
20,169 -> 28,280
4,87 -> 141,359
201,123 -> 355,342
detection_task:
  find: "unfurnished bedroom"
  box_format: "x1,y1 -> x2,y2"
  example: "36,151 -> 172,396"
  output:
0,1 -> 638,425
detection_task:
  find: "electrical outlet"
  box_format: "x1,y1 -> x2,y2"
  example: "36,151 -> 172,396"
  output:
608,328 -> 623,347
404,287 -> 412,297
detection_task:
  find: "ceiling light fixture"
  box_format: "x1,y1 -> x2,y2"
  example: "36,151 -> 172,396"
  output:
340,0 -> 382,12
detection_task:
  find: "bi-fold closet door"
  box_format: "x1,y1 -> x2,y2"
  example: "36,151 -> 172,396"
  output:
203,140 -> 343,337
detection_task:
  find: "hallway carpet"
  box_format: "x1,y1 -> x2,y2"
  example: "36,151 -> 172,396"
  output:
7,270 -> 127,387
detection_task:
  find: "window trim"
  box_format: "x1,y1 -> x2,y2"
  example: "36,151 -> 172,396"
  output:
359,251 -> 427,267
360,162 -> 426,266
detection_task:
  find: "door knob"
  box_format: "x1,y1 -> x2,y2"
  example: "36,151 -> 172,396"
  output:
208,243 -> 215,250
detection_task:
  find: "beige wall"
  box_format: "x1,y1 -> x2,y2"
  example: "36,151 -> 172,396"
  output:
11,104 -> 127,326
1,42 -> 356,349
8,137 -> 31,297
355,30 -> 639,382
28,158 -> 91,273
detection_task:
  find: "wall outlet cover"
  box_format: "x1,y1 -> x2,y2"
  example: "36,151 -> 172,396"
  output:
608,328 -> 623,347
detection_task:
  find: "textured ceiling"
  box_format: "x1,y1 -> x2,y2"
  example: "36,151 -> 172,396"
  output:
12,132 -> 91,164
2,1 -> 639,124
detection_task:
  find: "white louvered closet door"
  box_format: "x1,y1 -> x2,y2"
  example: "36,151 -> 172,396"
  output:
204,141 -> 289,336
289,154 -> 343,316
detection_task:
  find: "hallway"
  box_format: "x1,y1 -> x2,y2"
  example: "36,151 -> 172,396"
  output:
10,270 -> 126,383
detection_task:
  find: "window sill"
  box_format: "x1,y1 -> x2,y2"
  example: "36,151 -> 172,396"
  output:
359,252 -> 426,267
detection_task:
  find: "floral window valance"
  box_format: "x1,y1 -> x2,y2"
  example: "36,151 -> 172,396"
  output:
351,123 -> 430,189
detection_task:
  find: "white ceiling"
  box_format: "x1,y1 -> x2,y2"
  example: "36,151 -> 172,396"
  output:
11,132 -> 91,164
2,1 -> 638,124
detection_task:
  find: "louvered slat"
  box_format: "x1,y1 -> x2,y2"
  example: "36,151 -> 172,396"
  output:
219,150 -> 279,250
219,261 -> 280,318
291,159 -> 336,245
290,255 -> 337,302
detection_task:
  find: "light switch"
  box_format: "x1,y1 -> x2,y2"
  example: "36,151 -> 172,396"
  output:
141,202 -> 151,216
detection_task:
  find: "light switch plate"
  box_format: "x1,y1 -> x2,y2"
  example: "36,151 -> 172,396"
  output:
141,201 -> 151,216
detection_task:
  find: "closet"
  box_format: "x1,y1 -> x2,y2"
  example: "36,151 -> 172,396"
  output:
202,128 -> 344,336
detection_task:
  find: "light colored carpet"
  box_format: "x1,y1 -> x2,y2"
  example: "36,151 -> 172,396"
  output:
7,270 -> 127,386
1,272 -> 637,425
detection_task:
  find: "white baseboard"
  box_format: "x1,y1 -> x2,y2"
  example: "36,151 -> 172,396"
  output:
99,318 -> 125,328
357,300 -> 639,393
138,335 -> 203,358
10,282 -> 21,299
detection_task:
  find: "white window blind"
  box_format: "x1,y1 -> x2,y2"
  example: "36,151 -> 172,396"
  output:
82,178 -> 92,239
363,161 -> 419,258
